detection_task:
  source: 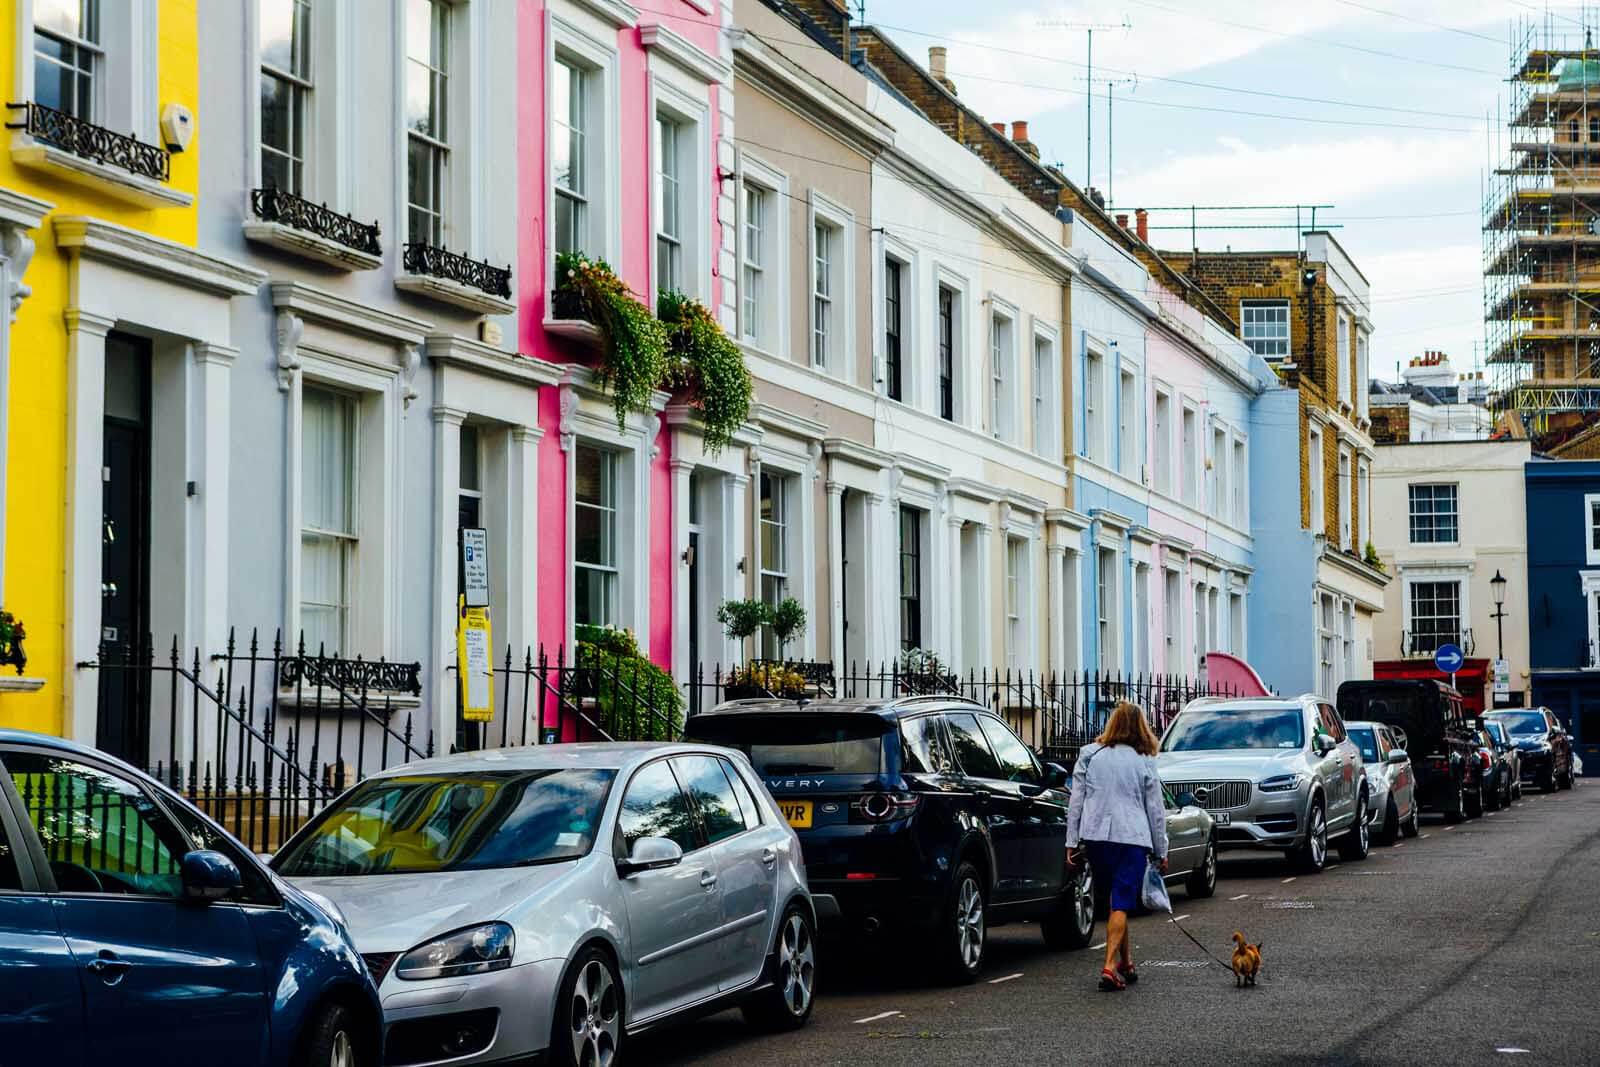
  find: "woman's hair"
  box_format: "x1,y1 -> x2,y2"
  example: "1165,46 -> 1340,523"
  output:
1095,701 -> 1160,756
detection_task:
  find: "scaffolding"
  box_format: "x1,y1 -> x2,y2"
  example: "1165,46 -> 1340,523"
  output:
1484,10 -> 1600,442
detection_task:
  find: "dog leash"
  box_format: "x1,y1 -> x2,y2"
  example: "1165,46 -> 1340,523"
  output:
1163,913 -> 1238,975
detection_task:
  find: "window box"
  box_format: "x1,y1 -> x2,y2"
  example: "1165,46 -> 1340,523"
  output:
244,186 -> 382,271
8,102 -> 189,209
397,243 -> 514,315
545,316 -> 605,351
0,676 -> 45,692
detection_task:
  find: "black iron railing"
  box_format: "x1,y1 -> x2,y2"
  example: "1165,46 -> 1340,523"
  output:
250,186 -> 382,257
6,100 -> 170,181
1402,629 -> 1474,658
278,650 -> 421,698
403,242 -> 512,298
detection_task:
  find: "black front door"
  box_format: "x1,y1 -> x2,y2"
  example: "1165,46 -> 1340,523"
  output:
96,333 -> 151,765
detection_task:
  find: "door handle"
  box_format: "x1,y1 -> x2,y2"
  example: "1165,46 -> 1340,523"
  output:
699,869 -> 718,889
87,951 -> 131,985
760,847 -> 777,867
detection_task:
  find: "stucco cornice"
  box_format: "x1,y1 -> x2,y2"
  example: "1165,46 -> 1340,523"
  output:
731,30 -> 893,153
0,189 -> 52,230
564,0 -> 639,29
270,280 -> 432,344
55,216 -> 266,297
753,402 -> 828,442
642,22 -> 732,86
425,332 -> 562,388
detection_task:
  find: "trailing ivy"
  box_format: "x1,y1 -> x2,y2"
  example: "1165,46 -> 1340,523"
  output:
658,289 -> 753,456
554,252 -> 668,431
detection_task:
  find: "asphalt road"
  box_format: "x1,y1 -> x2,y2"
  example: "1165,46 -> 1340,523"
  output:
633,782 -> 1600,1066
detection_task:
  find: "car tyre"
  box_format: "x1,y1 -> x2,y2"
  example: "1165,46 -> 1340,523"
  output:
1337,792 -> 1371,862
1485,776 -> 1501,812
550,947 -> 624,1067
935,862 -> 987,983
1292,797 -> 1328,873
1041,861 -> 1096,950
742,905 -> 817,1032
1400,800 -> 1420,839
1444,776 -> 1466,823
1376,797 -> 1399,845
1464,777 -> 1484,818
1559,764 -> 1575,790
1185,836 -> 1218,899
298,1001 -> 366,1067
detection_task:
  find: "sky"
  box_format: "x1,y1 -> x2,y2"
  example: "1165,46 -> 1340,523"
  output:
852,0 -> 1597,387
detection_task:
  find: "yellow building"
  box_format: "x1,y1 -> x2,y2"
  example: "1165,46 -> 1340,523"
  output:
0,0 -> 262,745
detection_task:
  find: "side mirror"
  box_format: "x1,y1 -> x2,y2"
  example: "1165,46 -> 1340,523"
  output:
1387,749 -> 1408,765
181,850 -> 242,903
616,836 -> 684,877
1313,736 -> 1332,757
1176,790 -> 1197,809
1044,762 -> 1070,789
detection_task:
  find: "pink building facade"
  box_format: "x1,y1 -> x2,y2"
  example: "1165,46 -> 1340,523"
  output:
518,0 -> 736,668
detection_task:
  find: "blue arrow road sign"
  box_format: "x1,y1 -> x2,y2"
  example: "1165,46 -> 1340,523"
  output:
1434,643 -> 1465,674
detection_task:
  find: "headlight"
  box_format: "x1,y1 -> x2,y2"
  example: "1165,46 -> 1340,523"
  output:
1258,774 -> 1306,793
395,922 -> 516,981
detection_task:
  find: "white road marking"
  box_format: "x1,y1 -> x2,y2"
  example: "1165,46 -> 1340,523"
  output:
1169,914 -> 1191,923
1496,1048 -> 1532,1055
1419,833 -> 1430,839
1090,941 -> 1106,951
1444,825 -> 1456,832
855,1011 -> 902,1025
1393,843 -> 1404,848
1229,893 -> 1250,901
1281,876 -> 1297,883
988,973 -> 1024,985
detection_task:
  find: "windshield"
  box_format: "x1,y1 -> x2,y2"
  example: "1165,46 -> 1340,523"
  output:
273,769 -> 614,877
686,716 -> 886,775
1489,711 -> 1546,737
1347,727 -> 1379,763
1484,721 -> 1507,745
1161,707 -> 1305,752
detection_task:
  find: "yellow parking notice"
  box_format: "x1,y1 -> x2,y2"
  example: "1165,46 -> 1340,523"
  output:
458,599 -> 494,721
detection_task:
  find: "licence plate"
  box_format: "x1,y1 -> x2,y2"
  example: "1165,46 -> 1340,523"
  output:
779,801 -> 813,828
1213,812 -> 1231,826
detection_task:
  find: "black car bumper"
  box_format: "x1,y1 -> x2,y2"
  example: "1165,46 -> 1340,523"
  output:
809,877 -> 944,935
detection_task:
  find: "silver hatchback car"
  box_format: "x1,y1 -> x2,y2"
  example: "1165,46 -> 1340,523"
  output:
1156,696 -> 1371,873
272,743 -> 827,1067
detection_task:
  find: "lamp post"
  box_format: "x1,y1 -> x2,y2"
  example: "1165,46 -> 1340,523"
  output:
1490,570 -> 1508,660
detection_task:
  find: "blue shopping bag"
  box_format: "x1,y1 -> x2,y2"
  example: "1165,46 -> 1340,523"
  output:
1141,856 -> 1172,913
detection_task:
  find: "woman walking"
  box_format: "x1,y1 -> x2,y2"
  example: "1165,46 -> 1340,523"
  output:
1064,701 -> 1168,992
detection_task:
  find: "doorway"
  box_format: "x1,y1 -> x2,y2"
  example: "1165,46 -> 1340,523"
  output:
96,332 -> 152,765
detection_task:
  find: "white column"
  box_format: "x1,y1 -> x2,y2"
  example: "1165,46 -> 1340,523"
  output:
508,425 -> 542,658
670,457 -> 694,683
946,514 -> 966,671
864,491 -> 887,663
429,405 -> 466,748
64,308 -> 115,743
1047,540 -> 1067,676
826,481 -> 845,668
727,471 -> 749,662
973,521 -> 993,670
191,343 -> 236,680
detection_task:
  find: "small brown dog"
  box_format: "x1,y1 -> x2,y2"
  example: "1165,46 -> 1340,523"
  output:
1231,931 -> 1262,987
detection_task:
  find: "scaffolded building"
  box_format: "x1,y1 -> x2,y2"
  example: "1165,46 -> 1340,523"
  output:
1484,16 -> 1600,444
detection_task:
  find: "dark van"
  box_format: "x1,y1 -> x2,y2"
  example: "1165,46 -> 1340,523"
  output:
682,696 -> 1095,983
1336,679 -> 1487,821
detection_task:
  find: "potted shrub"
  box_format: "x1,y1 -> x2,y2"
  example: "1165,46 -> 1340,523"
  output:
769,598 -> 806,662
567,624 -> 683,741
1363,540 -> 1386,573
724,662 -> 807,701
0,611 -> 25,675
552,253 -> 668,432
716,598 -> 769,663
658,289 -> 753,456
899,647 -> 953,695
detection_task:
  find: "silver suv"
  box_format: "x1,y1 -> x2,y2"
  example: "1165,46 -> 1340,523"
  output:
1155,696 -> 1371,872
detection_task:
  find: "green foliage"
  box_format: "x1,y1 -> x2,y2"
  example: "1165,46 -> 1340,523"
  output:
770,598 -> 806,656
717,599 -> 770,643
727,662 -> 807,698
0,610 -> 25,675
657,289 -> 753,456
570,624 -> 683,741
554,253 -> 668,432
1363,540 -> 1386,573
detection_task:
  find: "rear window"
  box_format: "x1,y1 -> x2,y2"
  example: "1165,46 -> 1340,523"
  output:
1488,711 -> 1546,737
1339,686 -> 1439,741
686,716 -> 887,776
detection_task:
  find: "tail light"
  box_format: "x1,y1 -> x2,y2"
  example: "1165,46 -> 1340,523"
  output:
1480,750 -> 1492,771
852,792 -> 921,822
1429,756 -> 1450,771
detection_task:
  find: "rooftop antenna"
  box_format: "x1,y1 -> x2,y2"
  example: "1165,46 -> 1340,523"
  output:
1076,73 -> 1137,206
1036,17 -> 1131,189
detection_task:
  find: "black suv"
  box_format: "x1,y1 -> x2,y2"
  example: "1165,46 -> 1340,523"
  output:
1485,707 -> 1575,792
682,697 -> 1095,982
1337,679 -> 1487,821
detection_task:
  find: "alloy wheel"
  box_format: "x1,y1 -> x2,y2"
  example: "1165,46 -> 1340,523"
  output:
778,913 -> 815,1018
956,876 -> 985,971
1073,865 -> 1095,934
1201,841 -> 1217,891
1356,796 -> 1369,852
329,1030 -> 354,1067
1309,806 -> 1327,867
570,959 -> 621,1067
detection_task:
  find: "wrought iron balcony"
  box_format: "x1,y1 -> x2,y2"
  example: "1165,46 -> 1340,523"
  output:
251,186 -> 382,257
402,242 -> 512,298
1401,629 -> 1474,659
6,100 -> 170,182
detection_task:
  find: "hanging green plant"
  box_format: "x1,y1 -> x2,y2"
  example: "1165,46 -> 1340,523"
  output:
553,252 -> 669,431
0,610 -> 25,675
657,289 -> 753,456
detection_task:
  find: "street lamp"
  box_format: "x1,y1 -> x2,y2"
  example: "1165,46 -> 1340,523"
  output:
1490,570 -> 1508,660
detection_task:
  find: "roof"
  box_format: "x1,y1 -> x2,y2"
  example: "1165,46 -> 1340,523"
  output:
691,695 -> 980,719
371,741 -> 721,777
0,728 -> 116,762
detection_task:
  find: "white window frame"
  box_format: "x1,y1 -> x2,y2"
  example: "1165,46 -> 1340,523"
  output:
1084,340 -> 1107,463
1356,329 -> 1370,421
1409,482 -> 1459,547
562,392 -> 653,644
1005,535 -> 1024,668
1032,321 -> 1060,459
1210,418 -> 1228,518
1585,493 -> 1600,566
573,441 -> 621,628
1118,359 -> 1138,478
934,268 -> 968,425
807,192 -> 853,377
1232,431 -> 1249,528
1180,398 -> 1199,508
548,13 -> 622,271
1132,561 -> 1151,673
1338,446 -> 1352,551
1095,541 -> 1121,670
1241,299 -> 1290,361
1581,571 -> 1600,668
1163,564 -> 1183,670
1318,591 -> 1337,695
1337,309 -> 1352,409
1357,457 -> 1370,552
20,0 -> 157,143
879,241 -> 916,404
1152,383 -> 1174,496
988,298 -> 1018,441
299,383 -> 358,654
1229,584 -> 1246,656
648,67 -> 712,303
401,0 -> 454,248
758,468 -> 798,658
737,152 -> 788,355
1308,424 -> 1325,536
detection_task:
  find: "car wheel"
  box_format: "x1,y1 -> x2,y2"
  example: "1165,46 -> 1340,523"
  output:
550,947 -> 624,1067
1559,765 -> 1575,790
1377,797 -> 1399,845
1401,800 -> 1420,839
298,1002 -> 365,1067
1041,861 -> 1096,950
1538,768 -> 1556,793
1444,776 -> 1466,823
1513,778 -> 1523,800
742,905 -> 817,1032
1485,776 -> 1501,812
1293,798 -> 1328,873
1186,836 -> 1218,899
935,862 -> 987,983
1337,792 -> 1370,862
1465,777 -> 1484,818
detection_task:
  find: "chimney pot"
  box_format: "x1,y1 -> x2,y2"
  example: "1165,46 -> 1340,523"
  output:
929,46 -> 947,78
1012,120 -> 1029,142
991,121 -> 1006,135
1116,213 -> 1130,229
1135,207 -> 1149,242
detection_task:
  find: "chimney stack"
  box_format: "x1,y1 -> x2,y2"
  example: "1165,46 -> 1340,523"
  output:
1116,213 -> 1130,229
991,121 -> 1006,135
928,46 -> 957,95
1010,120 -> 1040,160
1135,208 -> 1149,242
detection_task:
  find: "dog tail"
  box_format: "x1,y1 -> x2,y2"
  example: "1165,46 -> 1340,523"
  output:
1232,931 -> 1245,948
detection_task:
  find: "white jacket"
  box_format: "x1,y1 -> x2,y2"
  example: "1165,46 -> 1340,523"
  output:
1063,742 -> 1169,859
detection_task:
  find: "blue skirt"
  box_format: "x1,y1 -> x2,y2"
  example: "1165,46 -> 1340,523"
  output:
1086,840 -> 1148,913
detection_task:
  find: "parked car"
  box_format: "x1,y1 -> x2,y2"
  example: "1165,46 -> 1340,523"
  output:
1157,695 -> 1371,873
1158,782 -> 1220,899
1345,721 -> 1419,844
1485,707 -> 1575,792
1474,721 -> 1518,810
1337,679 -> 1486,821
273,742 -> 824,1067
682,696 -> 1096,983
0,729 -> 381,1066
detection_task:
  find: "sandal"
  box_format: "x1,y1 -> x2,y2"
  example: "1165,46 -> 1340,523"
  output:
1098,967 -> 1126,992
1118,962 -> 1139,984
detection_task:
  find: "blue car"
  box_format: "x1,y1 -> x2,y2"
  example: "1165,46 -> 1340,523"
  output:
0,729 -> 381,1065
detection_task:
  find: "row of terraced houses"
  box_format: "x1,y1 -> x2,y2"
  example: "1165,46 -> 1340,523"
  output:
0,0 -> 1388,783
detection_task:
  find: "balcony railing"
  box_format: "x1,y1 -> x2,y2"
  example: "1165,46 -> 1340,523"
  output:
403,242 -> 512,298
6,100 -> 170,182
1402,629 -> 1474,659
251,186 -> 382,257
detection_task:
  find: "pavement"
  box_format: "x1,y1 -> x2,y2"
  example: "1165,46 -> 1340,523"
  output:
633,782 -> 1600,1066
